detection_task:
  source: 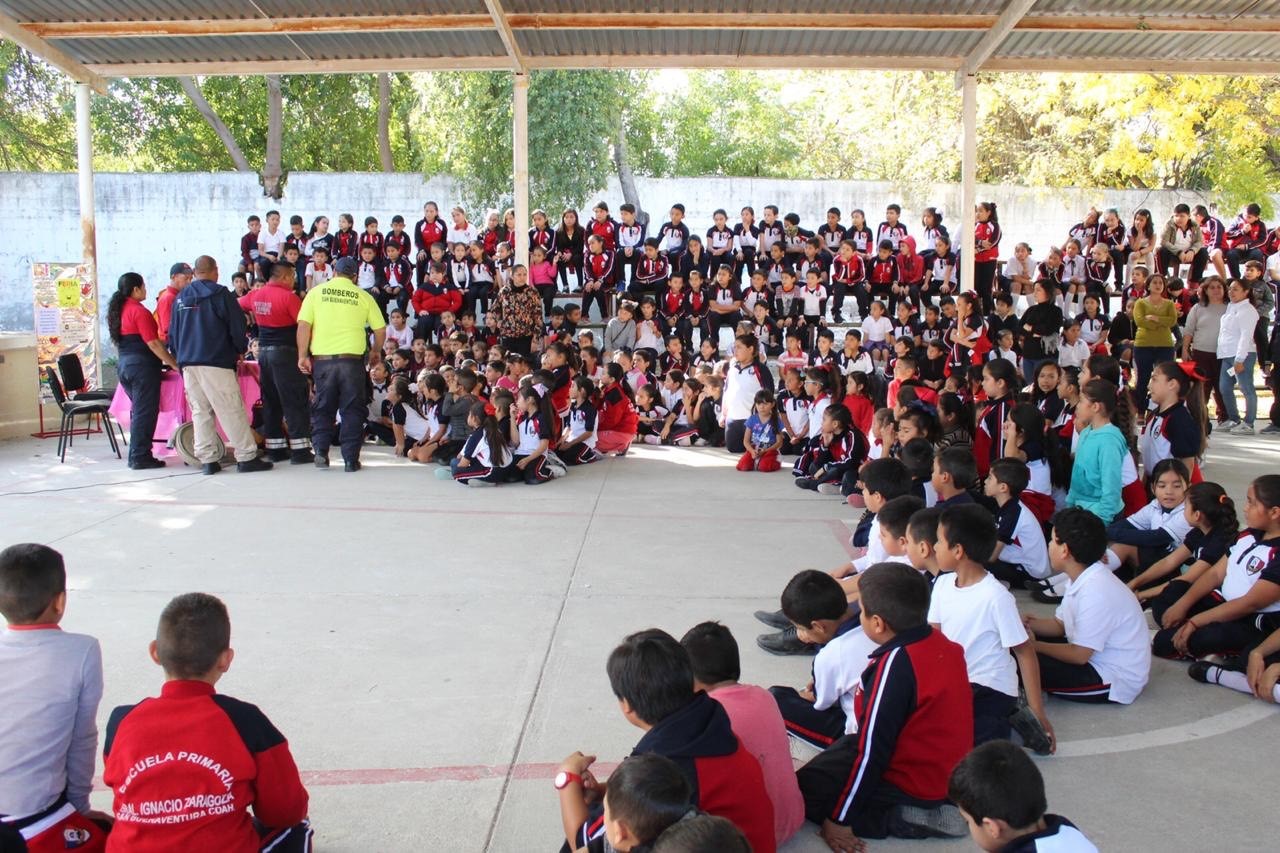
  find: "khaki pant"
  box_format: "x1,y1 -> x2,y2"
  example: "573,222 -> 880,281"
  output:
182,365 -> 259,463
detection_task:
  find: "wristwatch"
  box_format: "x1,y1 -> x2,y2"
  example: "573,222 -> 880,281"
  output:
554,770 -> 583,790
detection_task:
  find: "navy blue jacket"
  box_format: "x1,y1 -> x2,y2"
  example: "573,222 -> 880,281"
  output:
169,278 -> 247,369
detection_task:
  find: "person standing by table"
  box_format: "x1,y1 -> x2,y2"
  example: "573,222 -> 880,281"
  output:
154,261 -> 192,344
107,272 -> 179,469
168,255 -> 272,475
238,261 -> 314,465
297,256 -> 386,472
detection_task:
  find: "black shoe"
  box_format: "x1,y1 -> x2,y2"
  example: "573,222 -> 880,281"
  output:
202,462 -> 221,476
314,454 -> 330,469
1009,700 -> 1053,755
1030,580 -> 1063,604
129,457 -> 166,470
266,448 -> 291,462
344,460 -> 362,472
795,477 -> 818,491
833,313 -> 844,324
290,450 -> 315,465
1187,661 -> 1215,684
889,804 -> 967,839
236,457 -> 274,473
754,608 -> 791,630
756,626 -> 818,657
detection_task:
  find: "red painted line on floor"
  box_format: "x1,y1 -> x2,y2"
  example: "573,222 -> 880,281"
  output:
825,518 -> 856,558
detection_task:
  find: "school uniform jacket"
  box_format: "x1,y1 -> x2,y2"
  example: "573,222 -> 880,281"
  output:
974,394 -> 1014,478
1096,223 -> 1127,251
617,221 -> 646,252
1199,216 -> 1227,251
660,288 -> 688,323
1226,217 -> 1268,251
384,230 -> 411,260
827,625 -> 972,827
772,286 -> 803,321
678,250 -> 711,283
897,248 -> 925,285
357,231 -> 384,258
381,257 -> 414,297
832,254 -> 865,286
414,218 -> 448,254
868,256 -> 899,287
975,221 -> 1002,262
876,222 -> 909,251
588,217 -> 620,251
575,693 -> 776,853
102,681 -> 308,853
659,221 -> 691,260
686,286 -> 710,321
528,226 -> 556,256
332,228 -> 359,260
583,250 -> 616,285
634,255 -> 670,290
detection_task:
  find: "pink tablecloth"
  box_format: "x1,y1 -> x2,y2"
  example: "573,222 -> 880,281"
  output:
109,364 -> 261,454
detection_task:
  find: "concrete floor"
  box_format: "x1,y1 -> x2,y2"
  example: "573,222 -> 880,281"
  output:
2,428 -> 1278,853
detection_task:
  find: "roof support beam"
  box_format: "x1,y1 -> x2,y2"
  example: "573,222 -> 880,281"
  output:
524,54 -> 964,71
960,0 -> 1040,82
0,9 -> 108,93
27,12 -> 1280,39
88,56 -> 512,77
982,57 -> 1280,75
484,0 -> 525,72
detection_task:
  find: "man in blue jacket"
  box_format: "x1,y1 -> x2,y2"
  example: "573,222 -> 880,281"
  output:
168,255 -> 273,475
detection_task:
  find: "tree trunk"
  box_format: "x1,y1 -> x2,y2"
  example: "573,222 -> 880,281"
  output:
377,73 -> 394,172
263,75 -> 283,199
612,111 -> 647,227
176,76 -> 251,172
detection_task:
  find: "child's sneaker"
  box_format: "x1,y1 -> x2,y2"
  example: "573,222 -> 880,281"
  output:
756,626 -> 817,656
1009,699 -> 1053,755
889,804 -> 967,839
795,477 -> 818,491
753,608 -> 791,629
816,482 -> 842,495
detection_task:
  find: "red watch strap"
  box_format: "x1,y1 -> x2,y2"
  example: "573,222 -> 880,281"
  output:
556,771 -> 582,790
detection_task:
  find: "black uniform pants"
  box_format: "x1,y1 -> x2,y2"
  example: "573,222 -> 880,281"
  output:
310,356 -> 366,464
117,351 -> 162,465
258,345 -> 312,451
770,685 -> 846,748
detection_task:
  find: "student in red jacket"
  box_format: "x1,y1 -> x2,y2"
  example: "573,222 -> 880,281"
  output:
797,562 -> 973,847
411,262 -> 463,341
103,594 -> 311,853
557,628 -> 776,853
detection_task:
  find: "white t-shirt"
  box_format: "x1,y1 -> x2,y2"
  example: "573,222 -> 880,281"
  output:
1058,338 -> 1090,369
1004,255 -> 1036,282
1124,500 -> 1192,547
862,315 -> 893,344
802,285 -> 827,316
1221,530 -> 1280,611
928,571 -> 1028,698
447,223 -> 478,246
259,226 -> 286,257
385,323 -> 414,349
1055,562 -> 1152,704
997,500 -> 1051,579
852,518 -> 886,572
807,394 -> 830,439
812,626 -> 879,734
305,261 -> 333,287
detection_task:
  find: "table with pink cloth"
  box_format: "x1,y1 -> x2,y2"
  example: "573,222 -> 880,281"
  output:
109,363 -> 261,455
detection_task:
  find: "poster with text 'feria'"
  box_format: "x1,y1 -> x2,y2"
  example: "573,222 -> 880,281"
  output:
33,262 -> 99,404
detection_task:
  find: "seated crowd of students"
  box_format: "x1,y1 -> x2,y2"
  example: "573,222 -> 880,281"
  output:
5,196 -> 1280,852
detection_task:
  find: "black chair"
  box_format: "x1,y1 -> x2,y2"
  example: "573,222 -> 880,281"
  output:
56,352 -> 113,401
44,366 -> 123,463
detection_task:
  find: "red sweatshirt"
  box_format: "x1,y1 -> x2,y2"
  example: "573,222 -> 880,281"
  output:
103,680 -> 308,853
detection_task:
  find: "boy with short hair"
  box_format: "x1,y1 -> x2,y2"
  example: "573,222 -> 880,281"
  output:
768,571 -> 875,749
932,446 -> 978,507
0,543 -> 108,852
930,505 -> 1055,754
876,495 -> 927,559
559,629 -> 776,853
985,459 -> 1052,588
1022,508 -> 1152,705
103,593 -> 311,851
557,753 -> 691,853
797,563 -> 973,845
680,623 -> 804,846
905,506 -> 944,579
949,740 -> 1098,852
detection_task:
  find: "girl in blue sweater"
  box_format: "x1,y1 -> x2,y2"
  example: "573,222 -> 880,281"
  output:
1067,379 -> 1131,523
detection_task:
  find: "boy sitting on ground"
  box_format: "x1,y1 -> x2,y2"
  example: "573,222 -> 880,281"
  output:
103,593 -> 312,852
797,562 -> 974,846
769,571 -> 878,751
0,543 -> 109,852
679,622 -> 804,847
949,740 -> 1098,852
558,629 -> 776,853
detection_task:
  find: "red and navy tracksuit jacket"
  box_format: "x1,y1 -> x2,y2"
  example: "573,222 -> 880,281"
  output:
415,217 -> 448,254
358,230 -> 384,258
826,626 -> 972,827
102,680 -> 308,853
974,394 -> 1013,478
384,230 -> 411,259
332,228 -> 359,260
574,693 -> 776,853
588,217 -> 620,251
636,255 -> 670,291
583,249 -> 616,285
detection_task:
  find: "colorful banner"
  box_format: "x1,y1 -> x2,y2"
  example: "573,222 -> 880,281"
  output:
33,262 -> 99,403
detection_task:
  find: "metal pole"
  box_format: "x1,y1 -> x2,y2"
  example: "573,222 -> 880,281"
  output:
960,73 -> 977,304
513,72 -> 530,267
76,82 -> 101,386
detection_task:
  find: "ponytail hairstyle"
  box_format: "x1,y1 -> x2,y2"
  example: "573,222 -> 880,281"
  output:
1082,378 -> 1136,453
734,332 -> 760,364
547,340 -> 574,370
900,403 -> 939,444
846,370 -> 870,398
1083,353 -> 1136,446
520,383 -> 556,428
824,402 -> 853,435
982,358 -> 1019,400
572,375 -> 595,402
1185,481 -> 1238,543
979,201 -> 998,225
605,361 -> 636,404
1252,474 -> 1280,513
1149,458 -> 1190,491
938,391 -> 975,439
107,272 -> 145,345
470,401 -> 507,458
805,366 -> 833,397
1058,365 -> 1081,403
1030,361 -> 1060,405
1152,361 -> 1208,458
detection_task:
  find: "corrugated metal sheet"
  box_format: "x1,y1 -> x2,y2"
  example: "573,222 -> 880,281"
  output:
253,0 -> 491,17
289,30 -> 508,60
517,27 -> 983,57
53,34 -> 307,64
998,29 -> 1280,61
0,0 -> 491,21
504,1 -> 1009,14
1033,0 -> 1280,16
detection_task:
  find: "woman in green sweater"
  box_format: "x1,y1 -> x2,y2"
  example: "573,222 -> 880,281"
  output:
1132,273 -> 1179,411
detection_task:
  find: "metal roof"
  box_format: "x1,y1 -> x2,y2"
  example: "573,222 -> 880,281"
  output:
4,0 -> 1280,85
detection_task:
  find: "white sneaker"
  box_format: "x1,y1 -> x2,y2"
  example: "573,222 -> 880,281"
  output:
1219,420 -> 1240,432
1230,422 -> 1256,435
816,483 -> 842,495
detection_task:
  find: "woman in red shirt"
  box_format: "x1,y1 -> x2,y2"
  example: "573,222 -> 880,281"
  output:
973,202 -> 1003,315
106,272 -> 178,468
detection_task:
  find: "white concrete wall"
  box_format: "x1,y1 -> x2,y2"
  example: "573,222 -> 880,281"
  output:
2,171 -> 1273,341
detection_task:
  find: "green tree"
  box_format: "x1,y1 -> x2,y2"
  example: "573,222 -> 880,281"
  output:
0,41 -> 74,170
